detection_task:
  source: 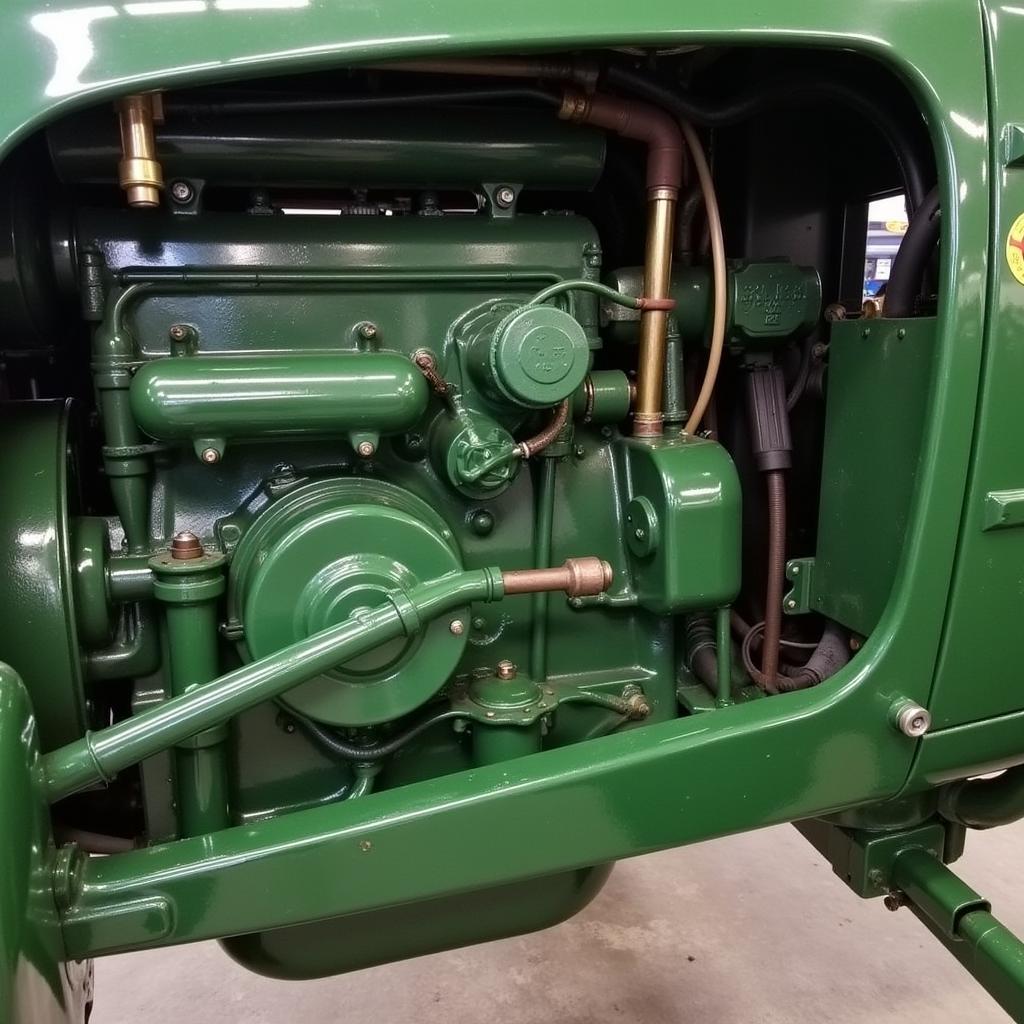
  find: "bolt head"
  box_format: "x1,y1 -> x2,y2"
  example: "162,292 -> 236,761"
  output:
496,659 -> 517,680
358,322 -> 378,341
883,892 -> 906,912
895,703 -> 931,738
200,447 -> 220,464
494,186 -> 516,208
169,324 -> 189,342
170,180 -> 194,204
356,440 -> 375,458
449,619 -> 465,636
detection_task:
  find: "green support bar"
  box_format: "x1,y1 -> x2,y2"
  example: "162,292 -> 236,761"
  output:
892,847 -> 1024,1021
44,568 -> 503,802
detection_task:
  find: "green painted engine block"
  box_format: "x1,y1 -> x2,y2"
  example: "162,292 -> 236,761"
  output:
5,5 -> 1024,1020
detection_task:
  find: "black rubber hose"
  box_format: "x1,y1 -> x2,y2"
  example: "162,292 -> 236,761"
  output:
281,702 -> 465,762
758,471 -> 788,692
775,619 -> 850,692
684,614 -> 720,690
167,88 -> 560,116
605,67 -> 929,214
883,186 -> 940,318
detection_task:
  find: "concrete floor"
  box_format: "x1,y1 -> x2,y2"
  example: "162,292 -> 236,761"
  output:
94,821 -> 1023,1023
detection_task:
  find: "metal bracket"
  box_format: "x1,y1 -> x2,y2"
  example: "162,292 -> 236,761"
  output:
783,556 -> 815,615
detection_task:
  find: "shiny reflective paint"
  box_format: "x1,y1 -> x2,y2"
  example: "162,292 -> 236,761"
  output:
0,0 -> 1008,1017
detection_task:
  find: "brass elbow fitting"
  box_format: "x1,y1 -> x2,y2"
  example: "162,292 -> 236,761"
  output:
117,93 -> 164,208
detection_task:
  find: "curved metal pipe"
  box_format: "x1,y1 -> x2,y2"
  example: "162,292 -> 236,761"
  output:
940,765 -> 1024,830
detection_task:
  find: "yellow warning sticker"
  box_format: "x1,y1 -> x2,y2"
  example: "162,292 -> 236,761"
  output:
1007,212 -> 1024,285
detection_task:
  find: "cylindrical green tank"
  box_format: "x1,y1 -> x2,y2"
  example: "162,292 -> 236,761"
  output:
129,351 -> 428,442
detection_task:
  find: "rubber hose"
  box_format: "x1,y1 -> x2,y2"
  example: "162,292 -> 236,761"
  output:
604,68 -> 929,213
883,186 -> 940,318
757,471 -> 787,693
684,614 -> 719,690
775,619 -> 850,692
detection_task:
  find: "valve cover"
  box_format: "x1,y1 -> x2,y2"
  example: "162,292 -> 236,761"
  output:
229,477 -> 467,726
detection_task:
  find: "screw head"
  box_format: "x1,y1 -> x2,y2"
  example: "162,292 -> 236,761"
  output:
356,440 -> 375,458
170,530 -> 203,560
449,619 -> 465,636
894,702 -> 931,738
170,180 -> 194,204
494,186 -> 516,209
496,659 -> 517,680
169,323 -> 189,342
358,322 -> 378,341
200,447 -> 220,464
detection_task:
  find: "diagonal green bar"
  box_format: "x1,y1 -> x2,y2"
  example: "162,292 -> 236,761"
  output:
44,568 -> 502,803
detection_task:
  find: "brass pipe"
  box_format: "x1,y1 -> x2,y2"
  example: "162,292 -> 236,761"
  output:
559,91 -> 681,437
502,557 -> 613,598
634,189 -> 677,435
116,93 -> 163,208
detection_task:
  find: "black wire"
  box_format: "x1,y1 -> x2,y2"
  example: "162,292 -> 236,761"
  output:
604,67 -> 930,214
280,701 -> 464,762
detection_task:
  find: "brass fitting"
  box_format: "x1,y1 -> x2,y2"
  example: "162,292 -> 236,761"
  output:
117,93 -> 164,208
502,557 -> 613,598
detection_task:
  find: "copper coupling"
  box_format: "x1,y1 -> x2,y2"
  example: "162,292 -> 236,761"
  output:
502,557 -> 613,598
117,93 -> 164,208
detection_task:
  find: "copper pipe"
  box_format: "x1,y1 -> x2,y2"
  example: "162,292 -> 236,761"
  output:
502,557 -> 613,598
559,91 -> 682,436
368,57 -> 598,87
516,399 -> 569,458
117,93 -> 163,208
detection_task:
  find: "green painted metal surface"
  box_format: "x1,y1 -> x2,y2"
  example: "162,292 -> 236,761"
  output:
923,1 -> 1024,730
0,0 -> 1015,1006
623,435 -> 742,614
811,318 -> 935,637
130,352 -> 430,444
0,663 -> 89,1024
0,401 -> 87,750
230,478 -> 467,727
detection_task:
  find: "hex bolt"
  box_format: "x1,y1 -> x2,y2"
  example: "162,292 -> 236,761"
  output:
358,322 -> 378,341
786,598 -> 797,610
449,619 -> 465,637
200,447 -> 220,465
883,891 -> 907,912
494,185 -> 516,209
357,440 -> 375,458
169,323 -> 189,342
170,180 -> 194,204
892,701 -> 931,738
496,660 -> 517,680
170,531 -> 203,560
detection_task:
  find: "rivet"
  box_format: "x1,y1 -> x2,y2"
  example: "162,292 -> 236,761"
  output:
359,839 -> 372,852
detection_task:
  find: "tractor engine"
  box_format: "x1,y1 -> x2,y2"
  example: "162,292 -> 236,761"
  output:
0,49 -> 937,984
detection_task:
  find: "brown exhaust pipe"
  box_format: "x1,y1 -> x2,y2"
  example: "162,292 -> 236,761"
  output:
559,92 -> 682,436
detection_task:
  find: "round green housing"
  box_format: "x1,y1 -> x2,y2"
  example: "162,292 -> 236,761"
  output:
229,478 -> 466,727
489,305 -> 590,408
